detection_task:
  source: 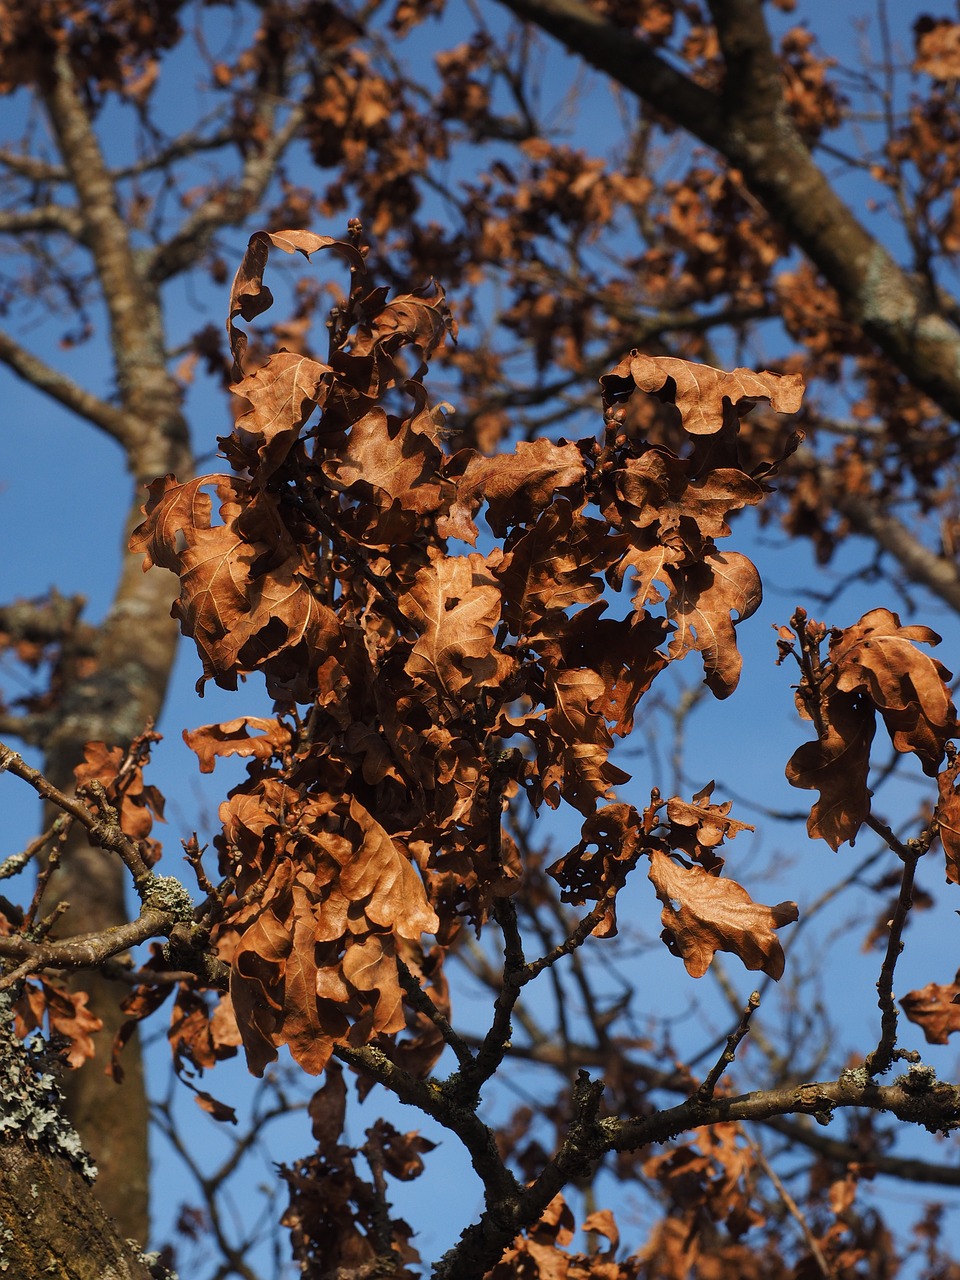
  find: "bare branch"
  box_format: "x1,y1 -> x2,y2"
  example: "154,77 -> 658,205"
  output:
395,956 -> 475,1071
0,742 -> 152,887
745,1132 -> 833,1279
863,824 -> 928,1077
0,906 -> 173,991
695,990 -> 761,1103
146,105 -> 305,283
0,204 -> 84,238
0,328 -> 135,446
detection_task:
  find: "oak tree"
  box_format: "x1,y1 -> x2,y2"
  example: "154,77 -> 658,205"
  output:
4,2 -> 960,1277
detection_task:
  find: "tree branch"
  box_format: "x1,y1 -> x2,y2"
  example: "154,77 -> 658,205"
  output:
0,328 -> 135,446
496,0 -> 960,425
0,906 -> 174,991
0,742 -> 153,888
0,204 -> 84,238
146,104 -> 305,283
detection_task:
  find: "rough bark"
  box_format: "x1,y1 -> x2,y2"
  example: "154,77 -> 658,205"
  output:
0,1006 -> 157,1279
0,1141 -> 159,1280
30,45 -> 194,1244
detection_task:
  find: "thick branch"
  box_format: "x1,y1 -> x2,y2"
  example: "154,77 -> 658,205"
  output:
0,204 -> 84,238
0,328 -> 135,445
433,1066 -> 960,1280
496,0 -> 960,425
40,43 -> 190,476
488,1035 -> 960,1189
334,1043 -> 523,1223
0,906 -> 173,991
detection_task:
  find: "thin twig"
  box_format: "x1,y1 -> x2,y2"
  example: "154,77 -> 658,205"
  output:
863,823 -> 927,1077
695,990 -> 761,1104
395,956 -> 474,1071
744,1130 -> 834,1278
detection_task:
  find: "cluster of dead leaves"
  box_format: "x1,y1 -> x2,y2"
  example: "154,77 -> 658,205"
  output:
127,227 -> 806,1076
489,1195 -> 640,1280
13,978 -> 102,1070
782,608 -> 959,850
280,1063 -> 431,1279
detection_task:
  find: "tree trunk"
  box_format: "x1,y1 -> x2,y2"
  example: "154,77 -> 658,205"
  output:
35,44 -> 195,1244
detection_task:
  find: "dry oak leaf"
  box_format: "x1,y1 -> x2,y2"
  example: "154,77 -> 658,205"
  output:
616,450 -> 764,543
323,407 -> 444,520
226,350 -> 333,479
308,1060 -> 348,1146
785,692 -> 875,850
130,475 -> 340,688
227,228 -> 364,376
228,796 -> 439,1075
665,782 -> 754,865
400,552 -> 514,698
936,755 -> 960,884
601,352 -> 804,434
457,438 -> 586,536
349,278 -> 457,363
900,970 -> 960,1045
74,740 -> 165,842
914,18 -> 960,80
496,501 -> 623,635
184,716 -> 292,774
536,605 -> 668,738
665,549 -> 762,698
647,847 -> 798,979
829,608 -> 956,776
15,980 -> 103,1069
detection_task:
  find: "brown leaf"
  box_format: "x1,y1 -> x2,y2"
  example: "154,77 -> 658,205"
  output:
616,449 -> 764,544
936,755 -> 960,884
194,1090 -> 238,1124
537,606 -> 668,738
785,692 -> 875,849
74,740 -> 164,844
226,793 -> 438,1076
901,971 -> 960,1044
665,782 -> 754,868
665,550 -> 762,697
401,552 -> 514,699
647,848 -> 798,979
601,352 -> 804,434
37,982 -> 103,1069
227,228 -> 364,376
349,278 -> 457,364
829,608 -> 956,775
457,438 -> 586,536
226,351 -> 333,479
914,18 -> 960,80
369,1119 -> 436,1181
496,502 -> 624,636
183,716 -> 292,774
323,407 -> 445,545
130,475 -> 341,689
543,667 -> 631,812
308,1061 -> 348,1145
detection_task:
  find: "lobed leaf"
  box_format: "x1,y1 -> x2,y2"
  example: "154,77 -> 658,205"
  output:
900,972 -> 960,1044
647,848 -> 798,979
785,692 -> 875,849
601,352 -> 804,434
829,607 -> 957,775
